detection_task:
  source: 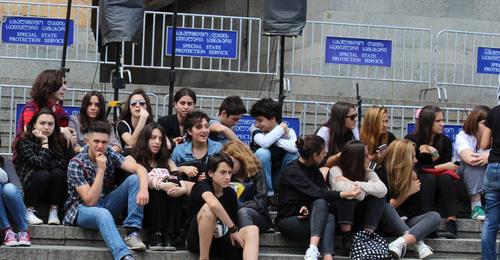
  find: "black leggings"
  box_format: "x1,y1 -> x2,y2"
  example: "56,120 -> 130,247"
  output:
25,167 -> 67,207
143,189 -> 184,235
186,218 -> 242,260
335,195 -> 385,230
418,173 -> 458,217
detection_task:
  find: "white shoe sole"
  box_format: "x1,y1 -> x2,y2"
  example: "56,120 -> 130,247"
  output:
419,251 -> 433,259
3,242 -> 19,247
17,241 -> 32,246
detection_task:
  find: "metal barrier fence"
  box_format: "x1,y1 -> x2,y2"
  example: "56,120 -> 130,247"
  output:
0,1 -> 100,63
0,2 -> 434,85
0,84 -> 472,155
285,21 -> 433,85
434,30 -> 500,91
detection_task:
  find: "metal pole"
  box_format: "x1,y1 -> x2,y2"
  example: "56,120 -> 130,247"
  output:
168,0 -> 179,116
356,83 -> 362,126
61,0 -> 72,74
278,35 -> 286,116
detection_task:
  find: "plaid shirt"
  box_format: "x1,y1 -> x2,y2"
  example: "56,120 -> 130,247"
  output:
63,145 -> 125,225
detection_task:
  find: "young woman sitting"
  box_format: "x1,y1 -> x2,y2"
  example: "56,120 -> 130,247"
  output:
329,140 -> 387,256
14,108 -> 74,225
130,122 -> 187,251
377,139 -> 440,259
276,135 -> 361,260
69,91 -> 121,153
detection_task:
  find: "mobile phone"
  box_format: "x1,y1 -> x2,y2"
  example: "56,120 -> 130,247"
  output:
454,161 -> 461,166
378,144 -> 388,152
369,161 -> 377,170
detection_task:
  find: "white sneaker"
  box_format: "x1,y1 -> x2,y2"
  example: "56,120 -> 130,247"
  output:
304,245 -> 320,260
25,208 -> 43,225
48,207 -> 61,225
388,237 -> 406,259
415,240 -> 433,259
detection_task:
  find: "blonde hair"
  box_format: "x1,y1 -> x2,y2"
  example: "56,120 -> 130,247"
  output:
222,141 -> 261,179
382,139 -> 415,199
360,107 -> 388,155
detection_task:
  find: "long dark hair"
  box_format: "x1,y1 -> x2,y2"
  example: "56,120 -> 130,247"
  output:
414,105 -> 443,149
31,69 -> 65,108
296,135 -> 325,163
119,88 -> 153,123
20,108 -> 65,156
79,91 -> 106,134
131,122 -> 170,172
322,102 -> 355,155
338,140 -> 367,182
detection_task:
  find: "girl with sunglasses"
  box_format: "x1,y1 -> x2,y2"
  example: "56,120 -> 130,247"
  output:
116,88 -> 154,152
316,102 -> 358,168
68,91 -> 121,153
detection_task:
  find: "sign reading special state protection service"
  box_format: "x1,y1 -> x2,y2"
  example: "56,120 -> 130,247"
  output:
477,47 -> 500,74
325,36 -> 392,67
166,27 -> 238,59
2,16 -> 74,46
234,115 -> 301,145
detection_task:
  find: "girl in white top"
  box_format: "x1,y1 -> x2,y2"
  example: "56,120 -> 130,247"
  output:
454,105 -> 490,221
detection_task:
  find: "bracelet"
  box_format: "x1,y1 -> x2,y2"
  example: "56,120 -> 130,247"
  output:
228,225 -> 238,233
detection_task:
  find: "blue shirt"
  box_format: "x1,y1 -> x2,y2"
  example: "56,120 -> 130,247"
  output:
63,145 -> 125,225
171,139 -> 222,165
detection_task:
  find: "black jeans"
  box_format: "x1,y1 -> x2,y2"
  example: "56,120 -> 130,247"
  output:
25,167 -> 66,207
237,207 -> 272,231
419,173 -> 458,217
276,198 -> 336,255
143,189 -> 184,235
335,195 -> 385,230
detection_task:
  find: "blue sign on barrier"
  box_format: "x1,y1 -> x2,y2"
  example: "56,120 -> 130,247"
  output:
233,115 -> 300,145
325,36 -> 392,67
407,123 -> 462,144
166,27 -> 238,59
2,16 -> 74,46
477,47 -> 500,74
15,104 -> 80,127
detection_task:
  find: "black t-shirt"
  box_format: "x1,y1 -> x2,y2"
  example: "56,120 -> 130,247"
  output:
186,181 -> 238,228
386,131 -> 397,146
404,133 -> 452,169
485,105 -> 500,163
158,114 -> 182,139
116,119 -> 135,149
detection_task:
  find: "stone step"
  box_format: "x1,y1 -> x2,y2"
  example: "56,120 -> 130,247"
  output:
26,224 -> 497,257
0,244 -> 478,260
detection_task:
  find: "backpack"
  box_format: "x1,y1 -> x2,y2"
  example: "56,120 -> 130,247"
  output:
351,230 -> 391,260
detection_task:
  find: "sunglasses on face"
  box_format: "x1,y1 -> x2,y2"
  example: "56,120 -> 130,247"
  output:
130,100 -> 146,107
346,113 -> 358,121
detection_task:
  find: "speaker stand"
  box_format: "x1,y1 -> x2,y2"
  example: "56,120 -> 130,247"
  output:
61,0 -> 72,74
168,0 -> 179,116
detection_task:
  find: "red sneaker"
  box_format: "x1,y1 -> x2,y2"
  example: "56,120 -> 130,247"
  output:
17,230 -> 31,246
3,228 -> 18,247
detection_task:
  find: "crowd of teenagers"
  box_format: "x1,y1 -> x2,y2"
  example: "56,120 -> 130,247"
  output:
0,69 -> 499,260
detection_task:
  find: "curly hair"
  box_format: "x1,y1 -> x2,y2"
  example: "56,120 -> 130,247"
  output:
222,141 -> 261,179
19,107 -> 65,156
131,122 -> 170,172
31,69 -> 65,108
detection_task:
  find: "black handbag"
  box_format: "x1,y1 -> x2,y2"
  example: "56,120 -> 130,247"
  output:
351,230 -> 391,260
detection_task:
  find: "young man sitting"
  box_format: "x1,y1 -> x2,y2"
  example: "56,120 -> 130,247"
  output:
63,121 -> 149,260
209,95 -> 247,144
249,98 -> 298,198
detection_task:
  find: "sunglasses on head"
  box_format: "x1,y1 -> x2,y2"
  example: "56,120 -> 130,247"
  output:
346,113 -> 358,120
130,100 -> 146,107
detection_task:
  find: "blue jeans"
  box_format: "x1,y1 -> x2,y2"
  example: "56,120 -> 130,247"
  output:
76,175 -> 143,260
0,183 -> 28,231
481,163 -> 500,260
255,148 -> 298,196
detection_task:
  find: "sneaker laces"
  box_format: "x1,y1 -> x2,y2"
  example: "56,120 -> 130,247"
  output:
18,231 -> 30,240
4,229 -> 17,241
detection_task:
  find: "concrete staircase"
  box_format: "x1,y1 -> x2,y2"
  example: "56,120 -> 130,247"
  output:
0,217 -> 496,259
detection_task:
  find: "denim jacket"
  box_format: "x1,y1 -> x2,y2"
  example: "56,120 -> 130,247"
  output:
171,139 -> 222,165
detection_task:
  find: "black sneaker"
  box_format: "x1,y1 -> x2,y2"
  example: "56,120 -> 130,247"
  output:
163,234 -> 177,251
148,232 -> 164,251
436,220 -> 457,239
341,231 -> 353,256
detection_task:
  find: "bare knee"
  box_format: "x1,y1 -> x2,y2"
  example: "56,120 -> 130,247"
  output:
197,203 -> 216,223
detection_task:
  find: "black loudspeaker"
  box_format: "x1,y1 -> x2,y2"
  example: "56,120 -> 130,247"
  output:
263,0 -> 307,36
99,0 -> 145,46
